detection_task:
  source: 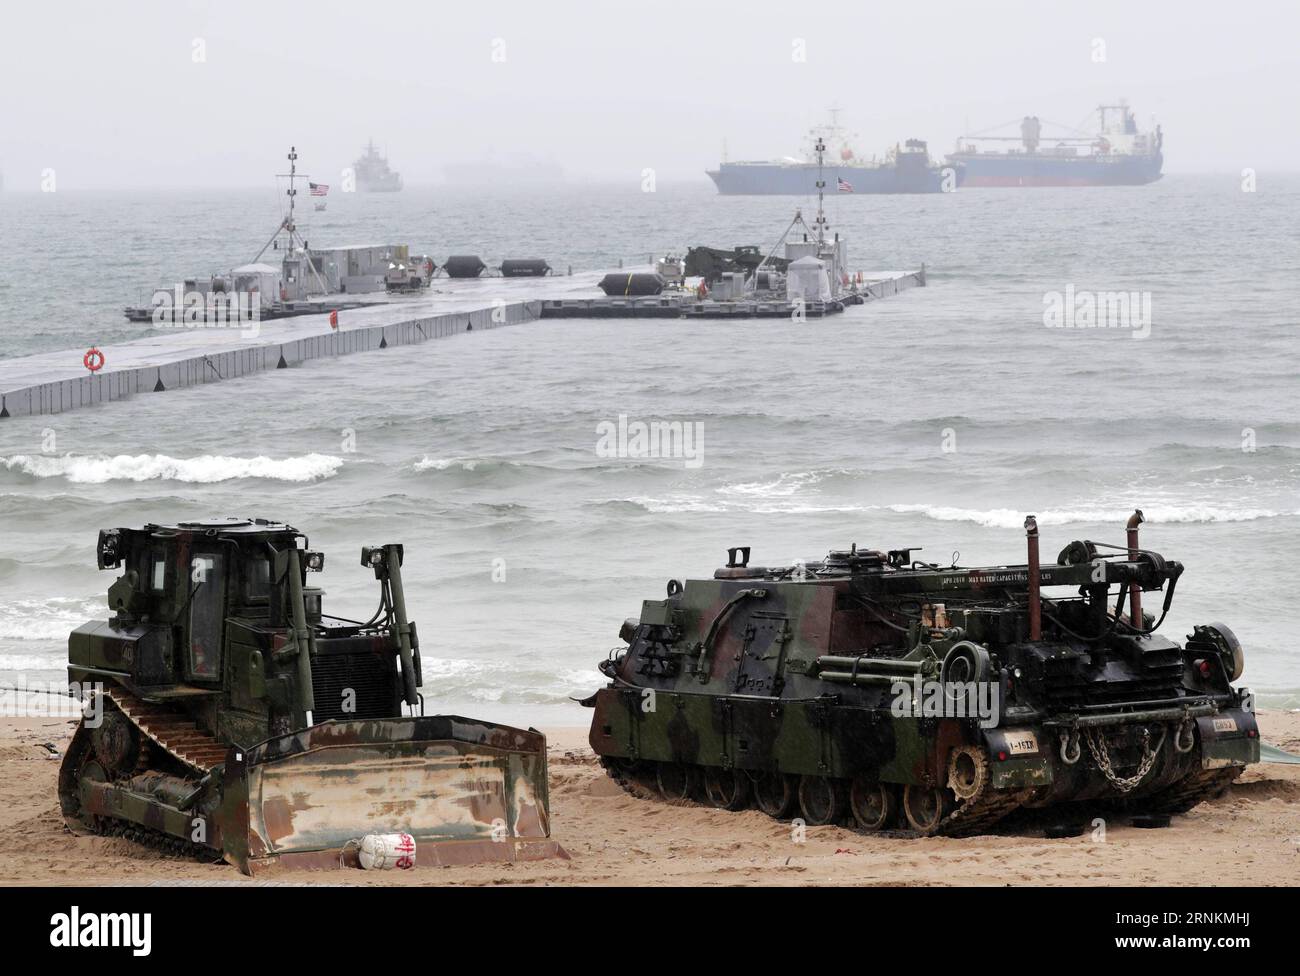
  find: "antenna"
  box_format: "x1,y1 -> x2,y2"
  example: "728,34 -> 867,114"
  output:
814,136 -> 828,245
284,146 -> 298,251
250,147 -> 330,297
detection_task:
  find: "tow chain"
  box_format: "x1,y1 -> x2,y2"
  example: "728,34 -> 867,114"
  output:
1085,724 -> 1166,794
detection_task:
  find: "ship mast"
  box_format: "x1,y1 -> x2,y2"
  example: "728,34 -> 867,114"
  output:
749,133 -> 836,290
250,146 -> 329,296
813,136 -> 829,245
283,145 -> 299,254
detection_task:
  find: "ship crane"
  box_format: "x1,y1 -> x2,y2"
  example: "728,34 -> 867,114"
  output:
249,146 -> 330,297
956,105 -> 1136,153
748,136 -> 846,298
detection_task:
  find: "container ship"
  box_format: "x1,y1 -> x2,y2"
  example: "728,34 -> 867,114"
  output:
946,102 -> 1163,187
353,138 -> 403,192
707,113 -> 960,195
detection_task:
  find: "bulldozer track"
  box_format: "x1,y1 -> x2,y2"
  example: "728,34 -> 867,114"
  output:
103,689 -> 229,774
91,813 -> 222,863
62,696 -> 225,864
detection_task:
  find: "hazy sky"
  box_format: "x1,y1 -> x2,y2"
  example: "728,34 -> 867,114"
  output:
1,1 -> 1297,188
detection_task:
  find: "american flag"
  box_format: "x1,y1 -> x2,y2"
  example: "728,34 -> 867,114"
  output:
837,177 -> 853,193
309,182 -> 329,196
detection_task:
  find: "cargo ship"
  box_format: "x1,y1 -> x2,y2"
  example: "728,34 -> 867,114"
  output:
946,102 -> 1163,187
707,112 -> 960,195
352,138 -> 403,192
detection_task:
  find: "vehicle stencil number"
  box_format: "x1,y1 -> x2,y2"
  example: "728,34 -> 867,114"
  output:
1005,731 -> 1038,755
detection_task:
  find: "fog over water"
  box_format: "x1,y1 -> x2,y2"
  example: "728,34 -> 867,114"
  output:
1,1 -> 1299,189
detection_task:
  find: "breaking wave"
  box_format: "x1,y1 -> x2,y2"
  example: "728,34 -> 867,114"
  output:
623,497 -> 1284,525
716,470 -> 848,498
412,456 -> 512,473
420,658 -> 599,704
626,496 -> 866,515
0,598 -> 102,642
0,453 -> 344,484
0,654 -> 65,672
883,504 -> 1283,528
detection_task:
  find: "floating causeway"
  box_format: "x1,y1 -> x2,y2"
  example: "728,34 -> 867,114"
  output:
0,267 -> 923,420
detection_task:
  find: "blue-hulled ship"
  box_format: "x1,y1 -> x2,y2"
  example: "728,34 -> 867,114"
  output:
946,102 -> 1163,187
707,112 -> 960,195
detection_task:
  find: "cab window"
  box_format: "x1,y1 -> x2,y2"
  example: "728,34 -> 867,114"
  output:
151,550 -> 167,591
246,557 -> 271,602
189,553 -> 224,679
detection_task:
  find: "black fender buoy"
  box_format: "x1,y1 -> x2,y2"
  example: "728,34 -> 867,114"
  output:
443,255 -> 487,279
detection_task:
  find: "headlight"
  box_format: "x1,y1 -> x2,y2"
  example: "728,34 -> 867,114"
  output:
304,550 -> 325,572
97,529 -> 123,570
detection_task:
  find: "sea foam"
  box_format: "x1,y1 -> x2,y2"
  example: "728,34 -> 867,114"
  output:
884,504 -> 1281,528
1,453 -> 344,484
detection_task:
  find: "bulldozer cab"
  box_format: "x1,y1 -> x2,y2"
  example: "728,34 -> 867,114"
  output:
74,518 -> 422,734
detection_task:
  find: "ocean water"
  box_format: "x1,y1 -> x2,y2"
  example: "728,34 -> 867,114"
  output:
1,176 -> 1297,722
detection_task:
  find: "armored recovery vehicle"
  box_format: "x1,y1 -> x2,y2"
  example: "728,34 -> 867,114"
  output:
60,518 -> 562,873
585,512 -> 1258,835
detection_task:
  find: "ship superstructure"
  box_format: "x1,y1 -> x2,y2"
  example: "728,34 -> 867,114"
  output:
353,139 -> 403,192
947,101 -> 1163,187
707,111 -> 959,195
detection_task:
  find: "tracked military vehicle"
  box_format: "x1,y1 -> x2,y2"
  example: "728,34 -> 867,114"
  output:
585,512 -> 1258,835
60,518 -> 562,873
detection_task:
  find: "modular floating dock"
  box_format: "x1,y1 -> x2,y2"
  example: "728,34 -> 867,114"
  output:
0,267 -> 924,420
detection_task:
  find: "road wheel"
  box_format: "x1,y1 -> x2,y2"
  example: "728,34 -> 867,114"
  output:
703,767 -> 751,810
798,775 -> 847,826
752,772 -> 798,818
947,745 -> 989,801
849,777 -> 897,831
902,784 -> 952,835
655,763 -> 698,802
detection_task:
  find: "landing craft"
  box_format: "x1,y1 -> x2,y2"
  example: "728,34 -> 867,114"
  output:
585,512 -> 1257,834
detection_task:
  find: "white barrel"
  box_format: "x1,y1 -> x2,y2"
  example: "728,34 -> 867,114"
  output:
357,832 -> 416,870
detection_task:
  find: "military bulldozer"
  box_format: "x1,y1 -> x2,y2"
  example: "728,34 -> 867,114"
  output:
585,511 -> 1258,836
60,518 -> 563,873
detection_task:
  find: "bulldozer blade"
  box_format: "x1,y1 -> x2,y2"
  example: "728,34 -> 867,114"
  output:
216,715 -> 567,874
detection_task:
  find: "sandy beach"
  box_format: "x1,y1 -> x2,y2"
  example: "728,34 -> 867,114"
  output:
2,711 -> 1298,887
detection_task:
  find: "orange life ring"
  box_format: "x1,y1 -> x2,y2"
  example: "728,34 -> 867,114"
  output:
83,347 -> 105,372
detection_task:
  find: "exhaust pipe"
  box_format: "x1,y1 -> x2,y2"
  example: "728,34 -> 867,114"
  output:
286,548 -> 316,727
1126,509 -> 1145,626
383,544 -> 421,708
1025,515 -> 1041,641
